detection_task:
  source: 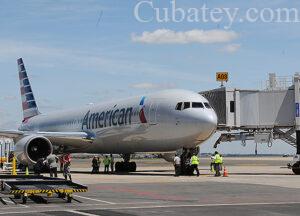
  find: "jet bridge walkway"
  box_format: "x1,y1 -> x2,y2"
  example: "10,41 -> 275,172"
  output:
200,73 -> 300,174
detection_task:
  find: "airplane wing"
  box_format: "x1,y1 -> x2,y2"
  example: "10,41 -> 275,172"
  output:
0,130 -> 24,139
0,130 -> 94,145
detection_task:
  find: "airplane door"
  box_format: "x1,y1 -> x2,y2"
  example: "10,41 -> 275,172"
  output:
149,102 -> 158,125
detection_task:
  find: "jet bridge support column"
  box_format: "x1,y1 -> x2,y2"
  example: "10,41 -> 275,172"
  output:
294,74 -> 300,154
292,74 -> 300,174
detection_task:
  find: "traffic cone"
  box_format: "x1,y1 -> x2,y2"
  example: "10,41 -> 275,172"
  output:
223,166 -> 228,177
25,166 -> 29,176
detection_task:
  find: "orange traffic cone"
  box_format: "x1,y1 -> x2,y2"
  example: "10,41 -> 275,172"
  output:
223,166 -> 228,177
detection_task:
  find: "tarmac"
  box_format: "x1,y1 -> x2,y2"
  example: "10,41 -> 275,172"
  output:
1,156 -> 300,216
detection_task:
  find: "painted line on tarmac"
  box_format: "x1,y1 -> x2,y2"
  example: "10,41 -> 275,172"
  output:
67,210 -> 98,216
73,195 -> 116,204
3,201 -> 300,215
2,199 -> 14,204
0,205 -> 28,211
25,201 -> 164,209
95,201 -> 300,210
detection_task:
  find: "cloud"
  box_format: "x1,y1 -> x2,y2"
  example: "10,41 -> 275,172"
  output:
221,44 -> 241,53
130,82 -> 176,90
132,29 -> 238,44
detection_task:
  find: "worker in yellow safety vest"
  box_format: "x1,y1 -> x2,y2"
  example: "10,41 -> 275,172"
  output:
210,154 -> 215,173
220,154 -> 223,171
213,151 -> 222,177
190,153 -> 200,177
103,156 -> 111,174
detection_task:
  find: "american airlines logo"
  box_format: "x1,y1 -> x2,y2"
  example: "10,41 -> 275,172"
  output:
82,107 -> 133,130
82,96 -> 148,130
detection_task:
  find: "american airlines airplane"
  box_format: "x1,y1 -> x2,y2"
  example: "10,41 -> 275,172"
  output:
0,58 -> 217,172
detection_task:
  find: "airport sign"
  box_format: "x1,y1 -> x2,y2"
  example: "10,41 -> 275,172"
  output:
216,72 -> 229,82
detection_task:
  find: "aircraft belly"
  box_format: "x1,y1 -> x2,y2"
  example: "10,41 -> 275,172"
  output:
84,123 -> 203,153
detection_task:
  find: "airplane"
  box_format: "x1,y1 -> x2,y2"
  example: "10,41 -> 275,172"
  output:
0,58 -> 217,172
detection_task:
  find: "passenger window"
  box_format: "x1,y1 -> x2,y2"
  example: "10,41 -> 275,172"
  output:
184,102 -> 190,109
175,102 -> 182,110
192,102 -> 204,108
204,102 -> 212,109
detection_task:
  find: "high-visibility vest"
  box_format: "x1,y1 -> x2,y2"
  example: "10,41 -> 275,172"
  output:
103,158 -> 110,166
215,154 -> 222,164
220,156 -> 223,164
191,155 -> 199,165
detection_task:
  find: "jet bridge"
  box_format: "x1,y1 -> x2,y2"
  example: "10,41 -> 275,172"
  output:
200,73 -> 300,174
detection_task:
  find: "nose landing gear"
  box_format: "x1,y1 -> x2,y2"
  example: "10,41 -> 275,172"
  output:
115,154 -> 137,172
179,147 -> 199,176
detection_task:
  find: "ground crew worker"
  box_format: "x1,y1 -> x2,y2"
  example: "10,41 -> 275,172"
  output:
97,156 -> 101,173
219,154 -> 223,171
213,151 -> 222,177
103,155 -> 110,173
44,152 -> 59,178
63,161 -> 72,181
59,155 -> 64,172
91,156 -> 99,174
110,154 -> 114,173
63,153 -> 72,181
173,153 -> 181,177
33,157 -> 45,175
210,153 -> 215,173
190,153 -> 200,177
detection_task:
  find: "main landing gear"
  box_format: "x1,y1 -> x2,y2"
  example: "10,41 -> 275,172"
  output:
115,154 -> 137,172
290,131 -> 300,175
292,162 -> 300,175
289,155 -> 300,175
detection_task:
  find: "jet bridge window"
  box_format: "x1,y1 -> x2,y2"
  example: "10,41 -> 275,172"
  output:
183,102 -> 190,109
204,102 -> 212,109
230,101 -> 235,113
175,102 -> 182,110
192,102 -> 204,108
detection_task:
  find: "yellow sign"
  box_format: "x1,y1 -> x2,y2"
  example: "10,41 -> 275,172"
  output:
216,72 -> 228,82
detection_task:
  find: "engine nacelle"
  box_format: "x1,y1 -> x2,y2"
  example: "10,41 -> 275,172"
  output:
15,135 -> 53,165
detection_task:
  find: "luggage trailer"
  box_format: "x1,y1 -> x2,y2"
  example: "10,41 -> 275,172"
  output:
0,175 -> 88,204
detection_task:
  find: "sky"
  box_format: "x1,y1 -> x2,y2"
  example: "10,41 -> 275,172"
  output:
0,0 -> 299,154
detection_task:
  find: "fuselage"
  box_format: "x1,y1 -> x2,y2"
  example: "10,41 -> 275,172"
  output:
19,89 -> 217,154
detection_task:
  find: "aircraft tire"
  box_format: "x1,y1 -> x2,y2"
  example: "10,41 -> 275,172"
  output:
129,162 -> 137,172
292,162 -> 300,175
115,162 -> 122,172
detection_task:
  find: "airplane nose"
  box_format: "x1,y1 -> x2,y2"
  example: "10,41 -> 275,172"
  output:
195,110 -> 218,140
202,111 -> 218,133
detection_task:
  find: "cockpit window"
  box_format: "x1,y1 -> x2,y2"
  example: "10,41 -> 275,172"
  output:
192,102 -> 204,108
183,102 -> 190,109
204,102 -> 212,109
175,102 -> 182,110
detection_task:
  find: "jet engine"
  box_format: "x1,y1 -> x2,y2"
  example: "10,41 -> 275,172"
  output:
14,135 -> 53,165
